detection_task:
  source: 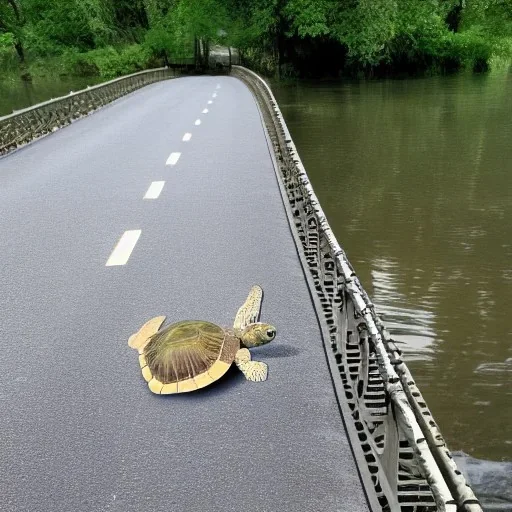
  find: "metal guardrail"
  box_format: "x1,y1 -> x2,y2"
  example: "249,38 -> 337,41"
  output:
231,65 -> 483,512
0,67 -> 176,156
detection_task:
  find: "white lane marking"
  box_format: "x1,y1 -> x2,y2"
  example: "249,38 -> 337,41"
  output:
183,132 -> 192,141
195,119 -> 201,126
212,93 -> 217,98
106,230 -> 141,266
202,108 -> 209,114
144,181 -> 165,199
166,152 -> 181,166
216,84 -> 221,89
208,100 -> 213,104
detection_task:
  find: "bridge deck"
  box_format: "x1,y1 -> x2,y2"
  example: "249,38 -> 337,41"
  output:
0,76 -> 369,511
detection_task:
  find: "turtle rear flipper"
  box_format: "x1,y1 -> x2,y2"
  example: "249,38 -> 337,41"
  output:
128,316 -> 166,351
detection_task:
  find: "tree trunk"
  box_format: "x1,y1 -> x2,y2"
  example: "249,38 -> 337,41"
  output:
446,1 -> 464,32
276,0 -> 286,78
7,0 -> 22,22
162,50 -> 169,67
5,0 -> 30,78
205,39 -> 210,70
5,0 -> 26,63
194,36 -> 199,69
14,40 -> 25,63
197,37 -> 205,69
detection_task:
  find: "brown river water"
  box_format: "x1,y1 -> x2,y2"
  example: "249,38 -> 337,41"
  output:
1,72 -> 510,467
270,71 -> 512,464
0,76 -> 101,117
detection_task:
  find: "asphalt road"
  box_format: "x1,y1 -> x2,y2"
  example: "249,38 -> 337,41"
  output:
0,76 -> 369,512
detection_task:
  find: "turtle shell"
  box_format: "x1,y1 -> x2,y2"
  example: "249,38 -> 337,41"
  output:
139,320 -> 240,394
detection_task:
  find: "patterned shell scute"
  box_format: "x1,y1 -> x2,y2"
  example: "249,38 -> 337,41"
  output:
143,320 -> 228,384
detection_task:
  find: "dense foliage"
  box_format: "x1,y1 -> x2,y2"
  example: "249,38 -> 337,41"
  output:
1,0 -> 511,79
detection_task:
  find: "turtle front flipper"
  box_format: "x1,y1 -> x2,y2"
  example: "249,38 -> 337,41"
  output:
234,285 -> 263,332
235,348 -> 268,382
128,316 -> 166,352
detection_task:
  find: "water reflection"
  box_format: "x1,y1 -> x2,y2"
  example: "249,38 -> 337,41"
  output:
371,257 -> 436,360
271,70 -> 512,461
452,452 -> 512,511
475,358 -> 512,374
0,76 -> 101,116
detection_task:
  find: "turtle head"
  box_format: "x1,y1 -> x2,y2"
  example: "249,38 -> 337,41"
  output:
239,322 -> 276,348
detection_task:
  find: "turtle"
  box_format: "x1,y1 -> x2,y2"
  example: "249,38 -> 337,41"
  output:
128,285 -> 276,394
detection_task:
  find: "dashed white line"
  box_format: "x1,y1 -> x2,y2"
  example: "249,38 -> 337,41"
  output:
106,80 -> 221,269
166,152 -> 181,165
106,230 -> 141,266
144,181 -> 165,199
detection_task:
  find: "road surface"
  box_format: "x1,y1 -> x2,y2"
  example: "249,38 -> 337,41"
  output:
0,76 -> 369,512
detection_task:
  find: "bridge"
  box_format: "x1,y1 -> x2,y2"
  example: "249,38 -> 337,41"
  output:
0,67 -> 482,512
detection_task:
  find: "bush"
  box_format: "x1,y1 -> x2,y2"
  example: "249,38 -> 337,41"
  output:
382,15 -> 511,75
0,33 -> 19,73
437,29 -> 512,72
63,44 -> 152,78
241,47 -> 277,76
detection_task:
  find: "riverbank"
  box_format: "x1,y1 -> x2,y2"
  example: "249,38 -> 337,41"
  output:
0,43 -> 173,116
242,33 -> 512,79
0,45 -> 164,82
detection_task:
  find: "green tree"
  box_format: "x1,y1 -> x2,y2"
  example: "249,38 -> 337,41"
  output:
0,0 -> 25,62
21,0 -> 114,53
144,0 -> 230,65
284,0 -> 331,38
2,0 -> 512,80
